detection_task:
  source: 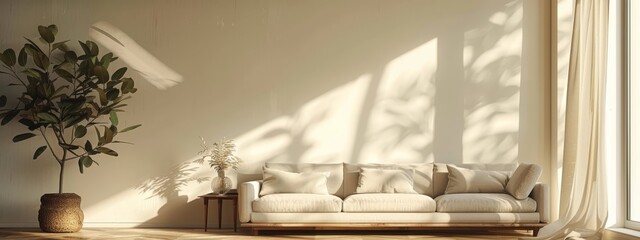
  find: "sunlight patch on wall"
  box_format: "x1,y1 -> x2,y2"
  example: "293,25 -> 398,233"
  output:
85,157 -> 213,224
235,74 -> 372,171
358,38 -> 438,164
462,0 -> 522,164
89,21 -> 183,89
84,188 -> 160,223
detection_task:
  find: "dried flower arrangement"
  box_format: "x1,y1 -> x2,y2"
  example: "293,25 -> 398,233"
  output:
198,137 -> 240,171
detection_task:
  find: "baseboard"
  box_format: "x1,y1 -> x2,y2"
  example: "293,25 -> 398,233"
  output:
0,223 -> 39,228
0,222 -> 227,229
83,222 -> 204,228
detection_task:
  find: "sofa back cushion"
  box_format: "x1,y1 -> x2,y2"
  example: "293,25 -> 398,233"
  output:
260,167 -> 331,196
265,162 -> 344,197
444,165 -> 510,194
344,163 -> 434,197
356,168 -> 418,194
433,163 -> 519,197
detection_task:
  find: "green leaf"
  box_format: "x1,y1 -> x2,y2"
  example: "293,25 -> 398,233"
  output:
23,44 -> 37,56
82,156 -> 93,167
24,38 -> 45,54
37,112 -> 59,123
87,41 -> 99,56
78,156 -> 97,174
37,81 -> 54,98
121,78 -> 135,94
78,158 -> 84,173
96,88 -> 107,105
59,143 -> 79,150
55,68 -> 74,82
85,140 -> 93,152
47,25 -> 58,35
33,146 -> 47,159
75,125 -> 87,138
1,49 -> 16,66
0,52 -> 7,66
17,96 -> 33,107
109,111 -> 119,126
22,68 -> 41,79
94,126 -> 101,142
38,25 -> 55,43
18,48 -> 27,66
110,125 -> 118,135
78,41 -> 91,56
0,95 -> 6,107
13,133 -> 36,142
94,65 -> 109,83
64,51 -> 78,63
95,147 -> 118,156
112,67 -> 127,81
52,40 -> 69,52
65,115 -> 85,128
106,89 -> 120,101
103,126 -> 114,143
1,110 -> 19,125
120,124 -> 141,133
18,118 -> 36,128
33,52 -> 49,70
53,43 -> 68,52
100,53 -> 113,68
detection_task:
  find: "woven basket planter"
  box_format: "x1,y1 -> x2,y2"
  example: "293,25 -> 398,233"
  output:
38,193 -> 84,233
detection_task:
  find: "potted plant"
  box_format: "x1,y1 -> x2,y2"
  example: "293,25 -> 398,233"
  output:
198,137 -> 240,195
0,25 -> 141,232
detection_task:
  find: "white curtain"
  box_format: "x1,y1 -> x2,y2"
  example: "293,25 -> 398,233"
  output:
529,0 -> 609,239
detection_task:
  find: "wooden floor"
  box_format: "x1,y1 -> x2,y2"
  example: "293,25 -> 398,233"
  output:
0,228 -> 538,239
0,228 -> 635,239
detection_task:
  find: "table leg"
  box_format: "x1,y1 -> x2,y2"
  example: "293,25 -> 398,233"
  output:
233,198 -> 238,232
204,198 -> 209,232
218,199 -> 223,229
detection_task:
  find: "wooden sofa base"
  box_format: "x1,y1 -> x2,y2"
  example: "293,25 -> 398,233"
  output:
242,223 -> 545,236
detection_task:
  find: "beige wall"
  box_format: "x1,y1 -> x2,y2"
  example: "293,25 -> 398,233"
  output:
0,0 -> 550,227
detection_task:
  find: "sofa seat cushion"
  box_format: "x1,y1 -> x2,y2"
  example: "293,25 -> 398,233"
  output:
252,194 -> 342,213
343,194 -> 436,213
435,193 -> 537,213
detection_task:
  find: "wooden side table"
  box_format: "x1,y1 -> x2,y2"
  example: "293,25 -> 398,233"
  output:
198,193 -> 238,232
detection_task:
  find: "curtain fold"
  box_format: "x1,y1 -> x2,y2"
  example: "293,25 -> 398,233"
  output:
527,0 -> 609,239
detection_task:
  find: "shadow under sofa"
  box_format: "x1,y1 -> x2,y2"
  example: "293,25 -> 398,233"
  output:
238,162 -> 549,236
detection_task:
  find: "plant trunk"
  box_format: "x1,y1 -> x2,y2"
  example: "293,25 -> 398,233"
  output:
58,160 -> 65,194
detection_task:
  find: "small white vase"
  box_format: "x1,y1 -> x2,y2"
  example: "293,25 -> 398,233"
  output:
211,169 -> 232,195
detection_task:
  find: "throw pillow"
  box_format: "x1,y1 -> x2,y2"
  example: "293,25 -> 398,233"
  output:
259,167 -> 331,196
265,162 -> 344,197
445,165 -> 509,194
356,168 -> 418,194
506,163 -> 542,199
344,163 -> 433,196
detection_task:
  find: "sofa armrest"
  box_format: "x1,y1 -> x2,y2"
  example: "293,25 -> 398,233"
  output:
530,182 -> 550,223
239,180 -> 261,223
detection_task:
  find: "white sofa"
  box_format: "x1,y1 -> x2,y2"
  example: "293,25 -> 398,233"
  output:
239,162 -> 549,236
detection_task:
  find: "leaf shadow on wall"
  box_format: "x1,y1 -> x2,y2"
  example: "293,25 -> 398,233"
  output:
136,158 -> 209,225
